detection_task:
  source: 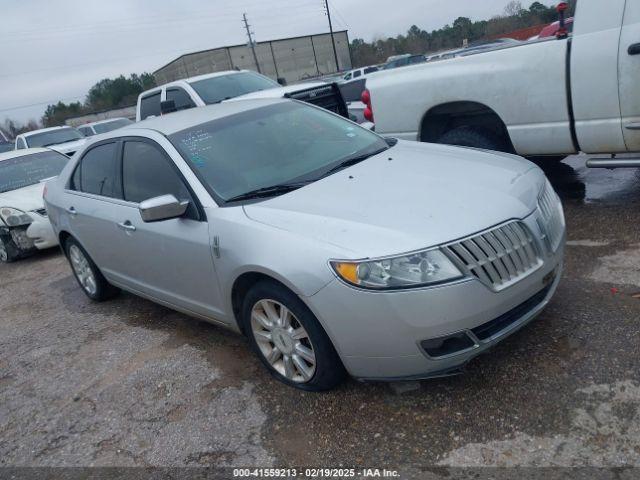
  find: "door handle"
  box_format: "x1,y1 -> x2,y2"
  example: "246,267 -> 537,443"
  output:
626,123 -> 640,131
66,207 -> 77,216
117,221 -> 136,232
629,43 -> 640,56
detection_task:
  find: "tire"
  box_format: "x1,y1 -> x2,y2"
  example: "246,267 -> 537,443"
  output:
64,237 -> 119,301
0,235 -> 20,263
241,280 -> 346,391
437,126 -> 508,152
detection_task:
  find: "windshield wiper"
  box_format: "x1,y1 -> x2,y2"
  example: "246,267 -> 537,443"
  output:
225,182 -> 311,203
319,146 -> 389,179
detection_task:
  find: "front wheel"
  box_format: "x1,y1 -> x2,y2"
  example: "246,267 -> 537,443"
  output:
65,237 -> 119,301
0,235 -> 20,263
242,281 -> 346,391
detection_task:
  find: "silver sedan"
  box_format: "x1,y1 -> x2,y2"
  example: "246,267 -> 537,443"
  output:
44,98 -> 565,390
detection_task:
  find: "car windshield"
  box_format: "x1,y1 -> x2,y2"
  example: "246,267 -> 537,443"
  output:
0,151 -> 68,193
25,128 -> 83,148
169,101 -> 388,203
189,72 -> 280,105
92,118 -> 133,134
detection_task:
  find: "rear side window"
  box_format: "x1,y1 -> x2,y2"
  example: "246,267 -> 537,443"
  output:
353,70 -> 362,78
140,92 -> 161,120
75,143 -> 120,198
122,141 -> 191,204
166,88 -> 196,111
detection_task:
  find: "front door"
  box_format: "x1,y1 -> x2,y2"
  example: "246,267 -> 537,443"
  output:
108,139 -> 224,321
619,0 -> 640,151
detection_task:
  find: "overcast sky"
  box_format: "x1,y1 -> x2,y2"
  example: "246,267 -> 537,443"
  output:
1,0 -> 554,125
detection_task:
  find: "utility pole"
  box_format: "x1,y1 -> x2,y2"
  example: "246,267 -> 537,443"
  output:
242,13 -> 261,73
323,0 -> 340,72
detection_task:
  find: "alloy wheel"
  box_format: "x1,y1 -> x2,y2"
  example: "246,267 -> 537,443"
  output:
250,299 -> 316,383
69,245 -> 97,295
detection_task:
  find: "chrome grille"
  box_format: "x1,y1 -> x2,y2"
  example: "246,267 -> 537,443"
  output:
537,180 -> 564,253
443,222 -> 542,291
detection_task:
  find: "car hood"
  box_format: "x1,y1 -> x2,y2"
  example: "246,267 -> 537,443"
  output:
0,182 -> 45,212
227,82 -> 327,101
243,141 -> 545,258
47,138 -> 87,155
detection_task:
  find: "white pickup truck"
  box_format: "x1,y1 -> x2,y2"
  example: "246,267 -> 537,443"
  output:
136,70 -> 355,124
364,1 -> 640,167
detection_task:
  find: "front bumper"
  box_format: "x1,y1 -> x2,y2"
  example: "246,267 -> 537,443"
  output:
305,239 -> 564,381
1,214 -> 58,252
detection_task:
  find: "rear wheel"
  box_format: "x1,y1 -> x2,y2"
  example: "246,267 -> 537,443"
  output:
437,126 -> 508,152
65,237 -> 119,301
242,281 -> 346,391
0,235 -> 20,263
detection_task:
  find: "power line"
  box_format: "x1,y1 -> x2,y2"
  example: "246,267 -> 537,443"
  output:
0,95 -> 86,114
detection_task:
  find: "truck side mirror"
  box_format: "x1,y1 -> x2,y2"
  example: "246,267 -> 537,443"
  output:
160,100 -> 177,115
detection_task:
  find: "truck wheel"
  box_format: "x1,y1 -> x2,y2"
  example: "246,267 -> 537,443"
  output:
0,235 -> 20,263
437,126 -> 507,152
242,280 -> 346,391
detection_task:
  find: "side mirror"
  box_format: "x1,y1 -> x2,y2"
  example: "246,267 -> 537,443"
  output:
139,194 -> 189,222
277,77 -> 287,86
160,100 -> 177,115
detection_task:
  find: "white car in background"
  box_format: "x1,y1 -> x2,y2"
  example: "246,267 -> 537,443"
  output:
0,148 -> 69,262
15,126 -> 87,157
342,66 -> 379,81
77,117 -> 133,137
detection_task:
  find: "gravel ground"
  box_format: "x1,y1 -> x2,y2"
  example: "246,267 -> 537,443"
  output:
0,156 -> 639,477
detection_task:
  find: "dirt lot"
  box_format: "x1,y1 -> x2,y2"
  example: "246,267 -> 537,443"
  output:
1,156 -> 639,476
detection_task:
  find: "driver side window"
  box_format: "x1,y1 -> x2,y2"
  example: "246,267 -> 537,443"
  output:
122,140 -> 198,219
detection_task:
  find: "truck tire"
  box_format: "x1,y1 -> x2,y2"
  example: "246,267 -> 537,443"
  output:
437,126 -> 508,152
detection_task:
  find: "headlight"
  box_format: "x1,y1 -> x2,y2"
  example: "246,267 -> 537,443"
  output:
0,207 -> 33,227
331,249 -> 464,290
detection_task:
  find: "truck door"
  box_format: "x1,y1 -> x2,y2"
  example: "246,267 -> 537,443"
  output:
619,0 -> 640,151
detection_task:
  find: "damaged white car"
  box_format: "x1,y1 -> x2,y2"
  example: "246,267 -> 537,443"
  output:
0,148 -> 68,262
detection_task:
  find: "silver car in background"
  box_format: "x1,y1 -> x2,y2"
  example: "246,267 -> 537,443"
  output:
44,99 -> 565,390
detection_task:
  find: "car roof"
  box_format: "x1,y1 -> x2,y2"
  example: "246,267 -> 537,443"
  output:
0,147 -> 53,162
123,97 -> 286,136
81,117 -> 130,128
156,70 -> 249,91
22,126 -> 76,137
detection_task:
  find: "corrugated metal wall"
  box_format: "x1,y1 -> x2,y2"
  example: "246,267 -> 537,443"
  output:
154,31 -> 351,85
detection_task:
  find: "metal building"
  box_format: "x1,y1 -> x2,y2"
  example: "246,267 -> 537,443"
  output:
153,31 -> 352,85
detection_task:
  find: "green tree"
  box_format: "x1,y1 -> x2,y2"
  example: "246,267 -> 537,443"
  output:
41,72 -> 156,127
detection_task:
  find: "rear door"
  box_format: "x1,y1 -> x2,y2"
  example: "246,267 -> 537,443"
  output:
64,141 -> 125,268
619,0 -> 640,151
